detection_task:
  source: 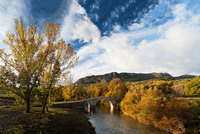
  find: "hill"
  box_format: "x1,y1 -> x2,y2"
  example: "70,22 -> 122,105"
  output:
75,72 -> 173,85
175,74 -> 196,79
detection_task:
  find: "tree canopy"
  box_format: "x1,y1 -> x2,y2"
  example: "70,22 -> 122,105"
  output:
185,77 -> 200,96
0,17 -> 78,113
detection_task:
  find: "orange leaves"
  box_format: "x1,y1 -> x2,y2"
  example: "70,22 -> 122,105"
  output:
88,78 -> 128,101
88,80 -> 109,98
107,79 -> 128,101
121,80 -> 194,134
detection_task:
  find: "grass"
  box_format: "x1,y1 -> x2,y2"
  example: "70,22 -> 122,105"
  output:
52,101 -> 68,104
0,102 -> 95,134
175,97 -> 200,103
177,97 -> 200,99
0,94 -> 16,105
82,83 -> 93,88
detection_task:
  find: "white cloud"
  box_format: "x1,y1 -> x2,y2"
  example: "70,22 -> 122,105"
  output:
0,0 -> 28,39
0,0 -> 29,51
61,0 -> 101,43
0,0 -> 198,82
71,16 -> 101,43
71,2 -> 200,81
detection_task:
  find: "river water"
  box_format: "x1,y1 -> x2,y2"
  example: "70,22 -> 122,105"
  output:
88,105 -> 167,134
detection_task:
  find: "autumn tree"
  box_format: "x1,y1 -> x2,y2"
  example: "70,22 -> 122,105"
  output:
88,79 -> 108,98
99,79 -> 109,96
185,77 -> 200,96
120,80 -> 191,133
105,78 -> 128,102
36,23 -> 78,113
88,84 -> 96,98
0,17 -> 78,113
63,84 -> 87,101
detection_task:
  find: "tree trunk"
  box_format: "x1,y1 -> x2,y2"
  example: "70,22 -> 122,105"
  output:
46,106 -> 48,112
26,98 -> 30,113
42,94 -> 49,114
42,103 -> 46,114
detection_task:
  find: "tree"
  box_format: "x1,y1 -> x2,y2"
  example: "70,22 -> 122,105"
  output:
36,23 -> 78,113
88,84 -> 96,98
63,84 -> 87,101
99,79 -> 108,96
120,80 -> 191,133
88,79 -> 108,98
105,78 -> 128,102
0,17 -> 78,113
185,77 -> 200,96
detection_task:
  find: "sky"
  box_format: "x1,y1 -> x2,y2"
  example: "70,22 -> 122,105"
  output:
0,0 -> 200,81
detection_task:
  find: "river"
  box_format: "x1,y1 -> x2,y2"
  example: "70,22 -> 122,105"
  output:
88,105 -> 167,134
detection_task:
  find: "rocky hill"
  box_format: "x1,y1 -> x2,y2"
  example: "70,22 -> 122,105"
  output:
75,72 -> 173,85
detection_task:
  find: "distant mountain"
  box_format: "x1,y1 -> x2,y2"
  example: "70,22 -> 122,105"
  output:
175,75 -> 196,79
75,72 -> 173,85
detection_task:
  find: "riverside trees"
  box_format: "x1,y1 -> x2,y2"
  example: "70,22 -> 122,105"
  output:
88,78 -> 128,102
0,17 -> 78,113
63,84 -> 87,101
120,79 -> 200,134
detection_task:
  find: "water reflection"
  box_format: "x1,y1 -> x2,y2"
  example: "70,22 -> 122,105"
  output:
88,105 -> 166,134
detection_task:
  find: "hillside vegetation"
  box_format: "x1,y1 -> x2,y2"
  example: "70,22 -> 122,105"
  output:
1,74 -> 199,134
75,72 -> 173,85
72,76 -> 200,134
121,79 -> 200,134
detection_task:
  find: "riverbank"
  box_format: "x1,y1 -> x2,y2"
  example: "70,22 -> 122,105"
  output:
0,103 -> 95,134
121,110 -> 200,134
88,105 -> 167,134
120,86 -> 200,134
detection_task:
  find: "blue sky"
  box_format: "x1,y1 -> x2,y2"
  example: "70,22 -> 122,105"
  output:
0,0 -> 200,81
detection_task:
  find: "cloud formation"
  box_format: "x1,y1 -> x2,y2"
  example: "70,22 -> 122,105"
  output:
0,0 -> 199,81
0,0 -> 29,39
0,0 -> 29,50
61,0 -> 101,43
71,2 -> 200,81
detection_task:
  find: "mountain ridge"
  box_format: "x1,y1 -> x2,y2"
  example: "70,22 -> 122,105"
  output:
75,72 -> 174,85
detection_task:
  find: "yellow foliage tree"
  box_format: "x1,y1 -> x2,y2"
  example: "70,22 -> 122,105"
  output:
37,23 -> 78,113
88,79 -> 108,98
63,84 -> 87,101
120,80 -> 191,133
185,77 -> 200,96
106,78 -> 127,102
0,17 -> 78,113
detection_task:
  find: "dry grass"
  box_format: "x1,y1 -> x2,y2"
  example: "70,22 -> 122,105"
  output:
0,103 -> 95,134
